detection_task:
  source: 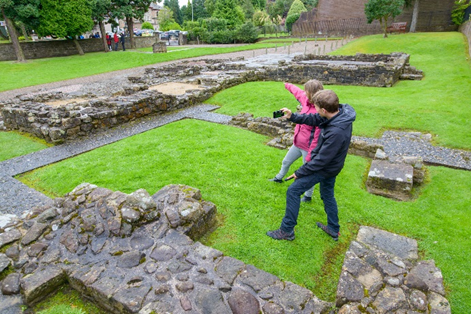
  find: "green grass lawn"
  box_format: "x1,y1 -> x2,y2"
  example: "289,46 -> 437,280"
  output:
18,119 -> 471,313
0,43 -> 278,92
209,32 -> 471,151
258,37 -> 343,43
7,32 -> 471,313
0,131 -> 51,162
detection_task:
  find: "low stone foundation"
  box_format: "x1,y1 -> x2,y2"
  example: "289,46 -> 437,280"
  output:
1,53 -> 422,143
153,41 -> 167,53
0,184 -> 451,313
337,226 -> 450,313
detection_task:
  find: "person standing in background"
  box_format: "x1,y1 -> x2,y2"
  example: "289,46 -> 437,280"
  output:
114,32 -> 119,51
120,32 -> 126,51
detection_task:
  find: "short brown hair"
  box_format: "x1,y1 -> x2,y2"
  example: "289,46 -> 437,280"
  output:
304,80 -> 324,102
312,90 -> 339,113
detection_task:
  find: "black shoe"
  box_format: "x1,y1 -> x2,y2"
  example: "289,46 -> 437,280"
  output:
266,228 -> 295,241
269,178 -> 283,183
316,222 -> 339,241
301,196 -> 312,202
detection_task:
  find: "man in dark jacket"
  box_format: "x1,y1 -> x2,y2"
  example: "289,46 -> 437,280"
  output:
120,32 -> 126,51
267,90 -> 356,241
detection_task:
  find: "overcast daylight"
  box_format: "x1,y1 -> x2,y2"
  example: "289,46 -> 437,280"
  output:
1,1 -> 470,313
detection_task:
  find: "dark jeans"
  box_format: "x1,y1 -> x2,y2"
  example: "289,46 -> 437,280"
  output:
280,172 -> 339,234
115,43 -> 119,51
121,42 -> 125,51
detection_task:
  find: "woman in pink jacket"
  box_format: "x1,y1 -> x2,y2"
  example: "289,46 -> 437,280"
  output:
269,80 -> 323,202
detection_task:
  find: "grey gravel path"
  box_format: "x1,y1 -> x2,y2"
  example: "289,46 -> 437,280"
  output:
355,131 -> 471,171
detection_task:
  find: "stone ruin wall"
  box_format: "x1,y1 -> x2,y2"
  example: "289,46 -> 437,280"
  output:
0,53 -> 419,144
0,183 -> 452,314
0,36 -> 158,62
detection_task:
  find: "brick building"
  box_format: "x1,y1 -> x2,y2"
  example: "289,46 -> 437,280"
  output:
292,0 -> 458,37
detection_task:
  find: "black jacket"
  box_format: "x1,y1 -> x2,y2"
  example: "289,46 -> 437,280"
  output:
289,104 -> 356,178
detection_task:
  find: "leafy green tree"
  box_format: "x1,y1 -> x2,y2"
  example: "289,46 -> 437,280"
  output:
285,13 -> 299,32
364,0 -> 405,37
451,0 -> 471,25
252,9 -> 268,27
287,0 -> 307,16
205,0 -> 216,15
202,16 -> 228,31
164,0 -> 183,25
1,0 -> 41,61
241,0 -> 254,20
267,0 -> 293,19
213,0 -> 244,28
111,0 -> 153,48
182,0 -> 191,22
141,21 -> 154,29
193,0 -> 210,19
302,0 -> 317,11
235,21 -> 258,42
91,0 -> 111,52
157,6 -> 176,30
252,0 -> 265,10
1,1 -> 25,62
37,0 -> 94,55
286,0 -> 306,33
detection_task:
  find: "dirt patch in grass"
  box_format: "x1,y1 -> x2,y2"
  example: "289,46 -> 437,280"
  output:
149,82 -> 205,95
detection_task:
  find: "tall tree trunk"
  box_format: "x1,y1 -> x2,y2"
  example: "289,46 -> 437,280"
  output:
380,17 -> 388,38
99,21 -> 109,52
2,9 -> 26,62
410,0 -> 419,32
73,38 -> 85,55
20,23 -> 29,41
126,17 -> 135,49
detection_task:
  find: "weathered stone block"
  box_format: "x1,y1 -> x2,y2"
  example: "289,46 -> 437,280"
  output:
356,226 -> 418,260
366,160 -> 414,201
21,266 -> 66,304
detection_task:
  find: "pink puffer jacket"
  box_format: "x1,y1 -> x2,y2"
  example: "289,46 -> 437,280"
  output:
285,83 -> 321,161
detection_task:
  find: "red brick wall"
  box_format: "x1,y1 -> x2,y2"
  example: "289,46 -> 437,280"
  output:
293,0 -> 458,35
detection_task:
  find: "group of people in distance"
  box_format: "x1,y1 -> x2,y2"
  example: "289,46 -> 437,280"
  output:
267,81 -> 356,242
106,32 -> 126,51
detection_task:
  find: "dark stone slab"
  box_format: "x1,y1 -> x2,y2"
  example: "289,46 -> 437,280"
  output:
278,282 -> 313,313
192,286 -> 232,314
404,260 -> 445,295
356,226 -> 418,260
1,273 -> 21,295
428,291 -> 451,314
215,256 -> 246,285
0,253 -> 11,273
336,271 -> 364,307
112,283 -> 152,313
372,286 -> 408,313
21,222 -> 49,246
0,229 -> 22,248
228,288 -> 260,314
235,264 -> 280,293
